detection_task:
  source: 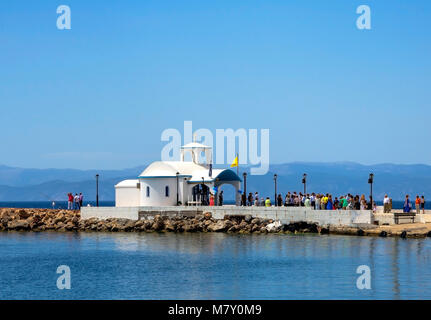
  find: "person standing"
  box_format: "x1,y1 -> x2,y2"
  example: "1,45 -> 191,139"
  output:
342,196 -> 349,210
277,194 -> 283,207
209,194 -> 215,206
241,193 -> 246,206
74,193 -> 80,210
265,197 -> 271,207
360,195 -> 367,210
321,195 -> 327,210
254,192 -> 259,206
79,193 -> 83,207
415,195 -> 421,215
325,195 -> 334,210
67,193 -> 73,210
333,197 -> 339,210
304,196 -> 311,208
248,193 -> 254,206
218,191 -> 223,206
403,195 -> 411,213
315,194 -> 321,210
383,194 -> 390,213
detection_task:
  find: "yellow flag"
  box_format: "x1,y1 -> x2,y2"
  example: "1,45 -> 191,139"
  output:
230,156 -> 238,168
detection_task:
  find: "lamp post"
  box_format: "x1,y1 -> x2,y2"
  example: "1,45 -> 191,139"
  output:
274,174 -> 277,206
243,172 -> 247,196
302,173 -> 307,194
176,172 -> 180,206
242,172 -> 247,206
368,173 -> 374,208
95,174 -> 99,207
202,177 -> 205,205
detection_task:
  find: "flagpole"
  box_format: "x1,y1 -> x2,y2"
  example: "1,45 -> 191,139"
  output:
236,152 -> 239,176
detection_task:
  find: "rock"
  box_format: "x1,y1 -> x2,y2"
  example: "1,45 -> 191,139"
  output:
244,215 -> 252,223
239,221 -> 248,229
124,221 -> 136,232
251,224 -> 261,232
154,215 -> 163,223
227,225 -> 238,232
357,229 -> 365,236
8,220 -> 30,231
164,221 -> 176,232
195,214 -> 205,222
266,221 -> 282,232
115,218 -> 131,226
134,220 -> 145,229
204,212 -> 212,220
18,209 -> 31,220
400,231 -> 407,239
320,227 -> 330,235
144,220 -> 153,230
207,220 -> 233,232
183,222 -> 198,232
151,220 -> 165,232
251,218 -> 261,225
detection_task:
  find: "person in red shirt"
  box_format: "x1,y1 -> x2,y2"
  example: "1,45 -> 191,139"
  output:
415,195 -> 421,215
67,193 -> 73,210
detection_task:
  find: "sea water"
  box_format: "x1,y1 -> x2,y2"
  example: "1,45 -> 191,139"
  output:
0,231 -> 430,299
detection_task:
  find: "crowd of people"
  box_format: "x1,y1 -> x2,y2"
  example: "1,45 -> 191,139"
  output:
67,192 -> 84,210
240,192 -> 377,210
235,191 -> 427,213
402,194 -> 426,214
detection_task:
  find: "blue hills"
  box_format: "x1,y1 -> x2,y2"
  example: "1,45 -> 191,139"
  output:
0,162 -> 429,201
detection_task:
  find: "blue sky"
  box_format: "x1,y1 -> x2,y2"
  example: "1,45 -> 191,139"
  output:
0,0 -> 430,169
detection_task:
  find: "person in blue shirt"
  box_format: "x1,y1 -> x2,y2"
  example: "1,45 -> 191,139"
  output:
403,195 -> 411,213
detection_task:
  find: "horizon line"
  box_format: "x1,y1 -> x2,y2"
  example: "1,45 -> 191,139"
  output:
1,161 -> 431,172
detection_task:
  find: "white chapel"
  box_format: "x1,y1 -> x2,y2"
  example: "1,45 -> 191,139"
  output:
115,143 -> 241,207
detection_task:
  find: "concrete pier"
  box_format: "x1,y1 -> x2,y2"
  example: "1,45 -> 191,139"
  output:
81,206 -> 373,228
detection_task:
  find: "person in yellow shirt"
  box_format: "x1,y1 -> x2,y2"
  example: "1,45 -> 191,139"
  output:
265,197 -> 272,207
321,195 -> 328,209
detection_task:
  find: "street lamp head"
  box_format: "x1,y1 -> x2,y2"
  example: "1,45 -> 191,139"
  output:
368,173 -> 374,184
243,172 -> 247,177
302,173 -> 307,184
274,174 -> 277,180
176,172 -> 179,175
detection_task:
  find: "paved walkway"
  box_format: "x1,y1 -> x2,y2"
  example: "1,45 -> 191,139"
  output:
331,222 -> 431,238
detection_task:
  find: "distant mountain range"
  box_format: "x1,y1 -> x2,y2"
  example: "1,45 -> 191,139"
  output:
0,162 -> 429,201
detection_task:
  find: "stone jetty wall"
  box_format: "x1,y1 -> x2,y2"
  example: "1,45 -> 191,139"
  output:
0,208 -> 326,234
81,206 -> 373,228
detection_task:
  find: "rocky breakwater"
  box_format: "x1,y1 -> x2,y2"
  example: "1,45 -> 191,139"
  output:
0,208 -> 80,232
0,208 -> 328,235
72,213 -> 328,234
